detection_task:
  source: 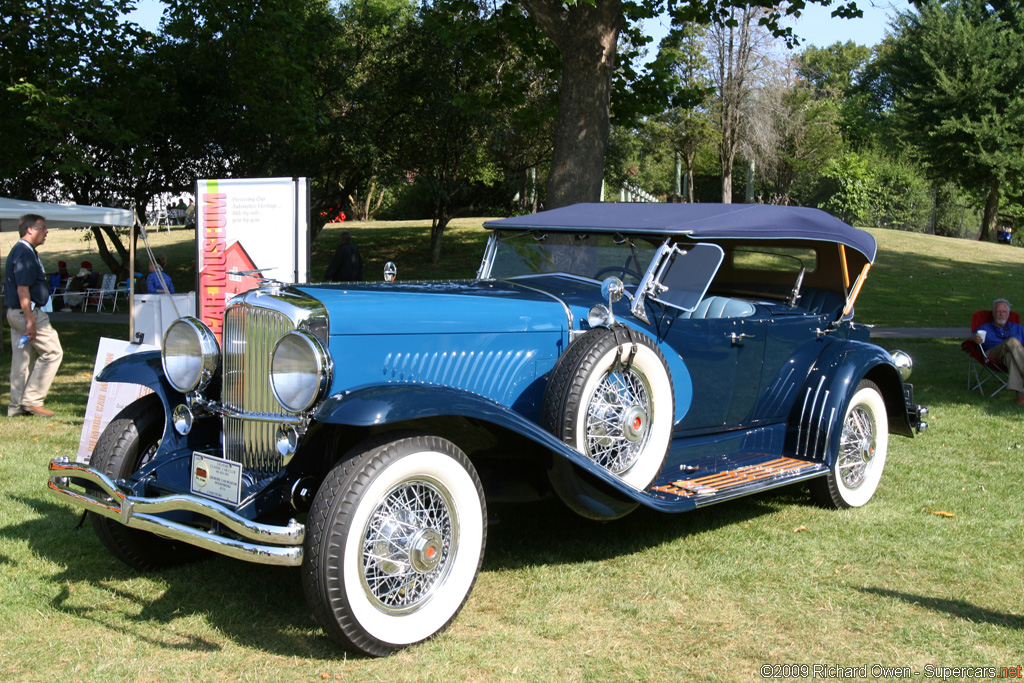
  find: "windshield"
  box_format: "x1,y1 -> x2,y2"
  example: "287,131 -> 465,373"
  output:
486,231 -> 660,286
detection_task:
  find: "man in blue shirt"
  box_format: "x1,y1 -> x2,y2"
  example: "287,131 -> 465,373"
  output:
4,214 -> 63,417
972,298 -> 1024,404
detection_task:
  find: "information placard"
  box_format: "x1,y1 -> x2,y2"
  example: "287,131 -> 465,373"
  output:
195,177 -> 309,341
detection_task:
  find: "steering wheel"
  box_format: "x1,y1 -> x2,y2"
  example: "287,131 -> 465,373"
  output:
594,266 -> 642,282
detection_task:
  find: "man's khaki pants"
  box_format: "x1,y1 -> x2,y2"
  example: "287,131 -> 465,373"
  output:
7,308 -> 63,415
989,337 -> 1024,393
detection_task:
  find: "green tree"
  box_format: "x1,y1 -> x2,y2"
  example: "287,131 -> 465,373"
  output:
496,0 -> 865,208
875,0 -> 1024,240
653,24 -> 715,202
796,40 -> 875,148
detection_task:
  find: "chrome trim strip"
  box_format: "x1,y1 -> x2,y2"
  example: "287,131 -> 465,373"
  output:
477,232 -> 499,279
822,407 -> 837,461
505,280 -> 574,333
47,458 -> 303,567
796,387 -> 812,455
630,238 -> 672,324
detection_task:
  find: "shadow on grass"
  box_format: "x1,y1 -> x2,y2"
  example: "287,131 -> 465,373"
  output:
858,587 -> 1024,630
4,480 -> 807,660
485,485 -> 803,572
4,494 -> 347,660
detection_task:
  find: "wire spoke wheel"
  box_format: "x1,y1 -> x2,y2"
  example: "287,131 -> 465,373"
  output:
303,434 -> 485,657
542,327 -> 673,520
584,367 -> 652,473
810,379 -> 888,509
837,405 -> 876,490
361,478 -> 456,614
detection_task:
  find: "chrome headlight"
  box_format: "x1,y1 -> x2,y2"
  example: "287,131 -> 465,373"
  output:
162,317 -> 220,393
891,349 -> 913,381
588,304 -> 612,328
270,330 -> 333,412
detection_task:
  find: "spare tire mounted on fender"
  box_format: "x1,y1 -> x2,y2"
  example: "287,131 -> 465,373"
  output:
542,326 -> 674,517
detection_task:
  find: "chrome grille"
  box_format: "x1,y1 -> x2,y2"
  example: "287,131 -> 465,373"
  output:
221,304 -> 297,479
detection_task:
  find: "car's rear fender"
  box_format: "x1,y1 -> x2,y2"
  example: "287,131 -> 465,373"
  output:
314,383 -> 653,501
788,340 -> 913,466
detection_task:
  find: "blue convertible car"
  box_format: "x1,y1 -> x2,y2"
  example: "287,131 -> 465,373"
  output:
48,203 -> 926,656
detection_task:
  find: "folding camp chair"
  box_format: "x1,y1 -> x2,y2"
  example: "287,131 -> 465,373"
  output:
963,309 -> 1022,396
86,273 -> 119,312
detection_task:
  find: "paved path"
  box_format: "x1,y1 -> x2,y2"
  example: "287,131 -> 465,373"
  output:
48,310 -> 129,324
871,327 -> 968,339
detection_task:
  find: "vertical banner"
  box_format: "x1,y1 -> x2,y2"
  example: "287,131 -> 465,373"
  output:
78,338 -> 159,463
196,177 -> 310,341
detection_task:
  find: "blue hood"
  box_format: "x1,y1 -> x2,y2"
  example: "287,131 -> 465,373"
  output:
295,280 -> 573,336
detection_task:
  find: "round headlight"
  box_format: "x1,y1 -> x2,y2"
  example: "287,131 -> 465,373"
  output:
162,317 -> 220,393
891,349 -> 913,381
270,330 -> 333,412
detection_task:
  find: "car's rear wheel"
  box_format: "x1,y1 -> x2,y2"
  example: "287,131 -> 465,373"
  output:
90,395 -> 207,570
810,380 -> 889,508
542,326 -> 673,520
302,434 -> 486,656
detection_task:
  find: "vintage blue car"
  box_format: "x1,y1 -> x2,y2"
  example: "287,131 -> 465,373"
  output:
48,203 -> 926,656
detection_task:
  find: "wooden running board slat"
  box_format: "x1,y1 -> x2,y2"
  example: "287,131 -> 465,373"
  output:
652,457 -> 817,498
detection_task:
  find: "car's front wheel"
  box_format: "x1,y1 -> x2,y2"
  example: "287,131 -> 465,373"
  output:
302,433 -> 487,656
810,379 -> 889,508
90,395 -> 207,570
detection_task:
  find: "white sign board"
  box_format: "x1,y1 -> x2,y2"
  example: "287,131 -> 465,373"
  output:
195,177 -> 310,341
77,337 -> 159,464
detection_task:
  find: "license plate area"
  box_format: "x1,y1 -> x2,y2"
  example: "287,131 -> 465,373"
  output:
190,451 -> 242,506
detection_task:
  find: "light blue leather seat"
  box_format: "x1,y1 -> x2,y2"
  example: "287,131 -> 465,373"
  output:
676,296 -> 756,319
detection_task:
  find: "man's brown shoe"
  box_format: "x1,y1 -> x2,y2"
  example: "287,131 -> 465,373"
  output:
1017,396 -> 1024,406
22,405 -> 54,417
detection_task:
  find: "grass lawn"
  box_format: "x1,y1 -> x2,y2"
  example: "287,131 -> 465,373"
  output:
0,219 -> 1021,681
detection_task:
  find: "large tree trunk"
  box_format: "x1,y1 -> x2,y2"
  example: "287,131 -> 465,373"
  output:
980,176 -> 999,241
520,0 -> 621,209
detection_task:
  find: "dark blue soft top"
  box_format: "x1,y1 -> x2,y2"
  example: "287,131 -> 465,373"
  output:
484,203 -> 877,263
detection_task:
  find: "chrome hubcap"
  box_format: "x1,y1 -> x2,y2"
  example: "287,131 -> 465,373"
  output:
585,367 -> 652,473
361,480 -> 455,613
838,405 -> 875,489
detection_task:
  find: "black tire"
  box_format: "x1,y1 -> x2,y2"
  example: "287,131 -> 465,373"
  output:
810,379 -> 889,509
90,395 -> 207,570
302,434 -> 486,657
542,327 -> 673,520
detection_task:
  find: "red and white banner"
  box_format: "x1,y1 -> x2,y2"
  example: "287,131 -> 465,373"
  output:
196,177 -> 309,340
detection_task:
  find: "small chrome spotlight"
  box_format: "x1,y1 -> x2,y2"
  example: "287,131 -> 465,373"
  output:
172,404 -> 194,435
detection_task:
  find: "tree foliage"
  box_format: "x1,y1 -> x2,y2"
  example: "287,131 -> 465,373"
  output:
873,0 -> 1024,239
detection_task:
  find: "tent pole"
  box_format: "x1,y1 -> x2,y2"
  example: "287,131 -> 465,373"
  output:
130,215 -> 137,341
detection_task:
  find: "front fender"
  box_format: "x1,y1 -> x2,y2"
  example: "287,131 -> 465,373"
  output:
98,350 -> 169,393
789,340 -> 912,466
314,384 -> 654,501
94,350 -> 194,455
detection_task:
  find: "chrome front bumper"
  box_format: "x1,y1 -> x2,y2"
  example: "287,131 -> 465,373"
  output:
47,457 -> 304,567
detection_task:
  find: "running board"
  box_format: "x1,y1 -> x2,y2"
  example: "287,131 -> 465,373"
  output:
650,457 -> 828,507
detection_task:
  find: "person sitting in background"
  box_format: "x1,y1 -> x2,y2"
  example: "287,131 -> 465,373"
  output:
60,266 -> 92,311
972,297 -> 1024,404
78,261 -> 100,289
146,256 -> 175,294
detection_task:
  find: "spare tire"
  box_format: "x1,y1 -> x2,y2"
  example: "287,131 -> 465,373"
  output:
542,326 -> 674,519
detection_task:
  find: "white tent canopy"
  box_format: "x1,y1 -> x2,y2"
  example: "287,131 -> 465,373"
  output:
0,196 -> 134,231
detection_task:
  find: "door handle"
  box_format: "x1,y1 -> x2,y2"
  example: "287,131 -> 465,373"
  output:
729,332 -> 754,345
